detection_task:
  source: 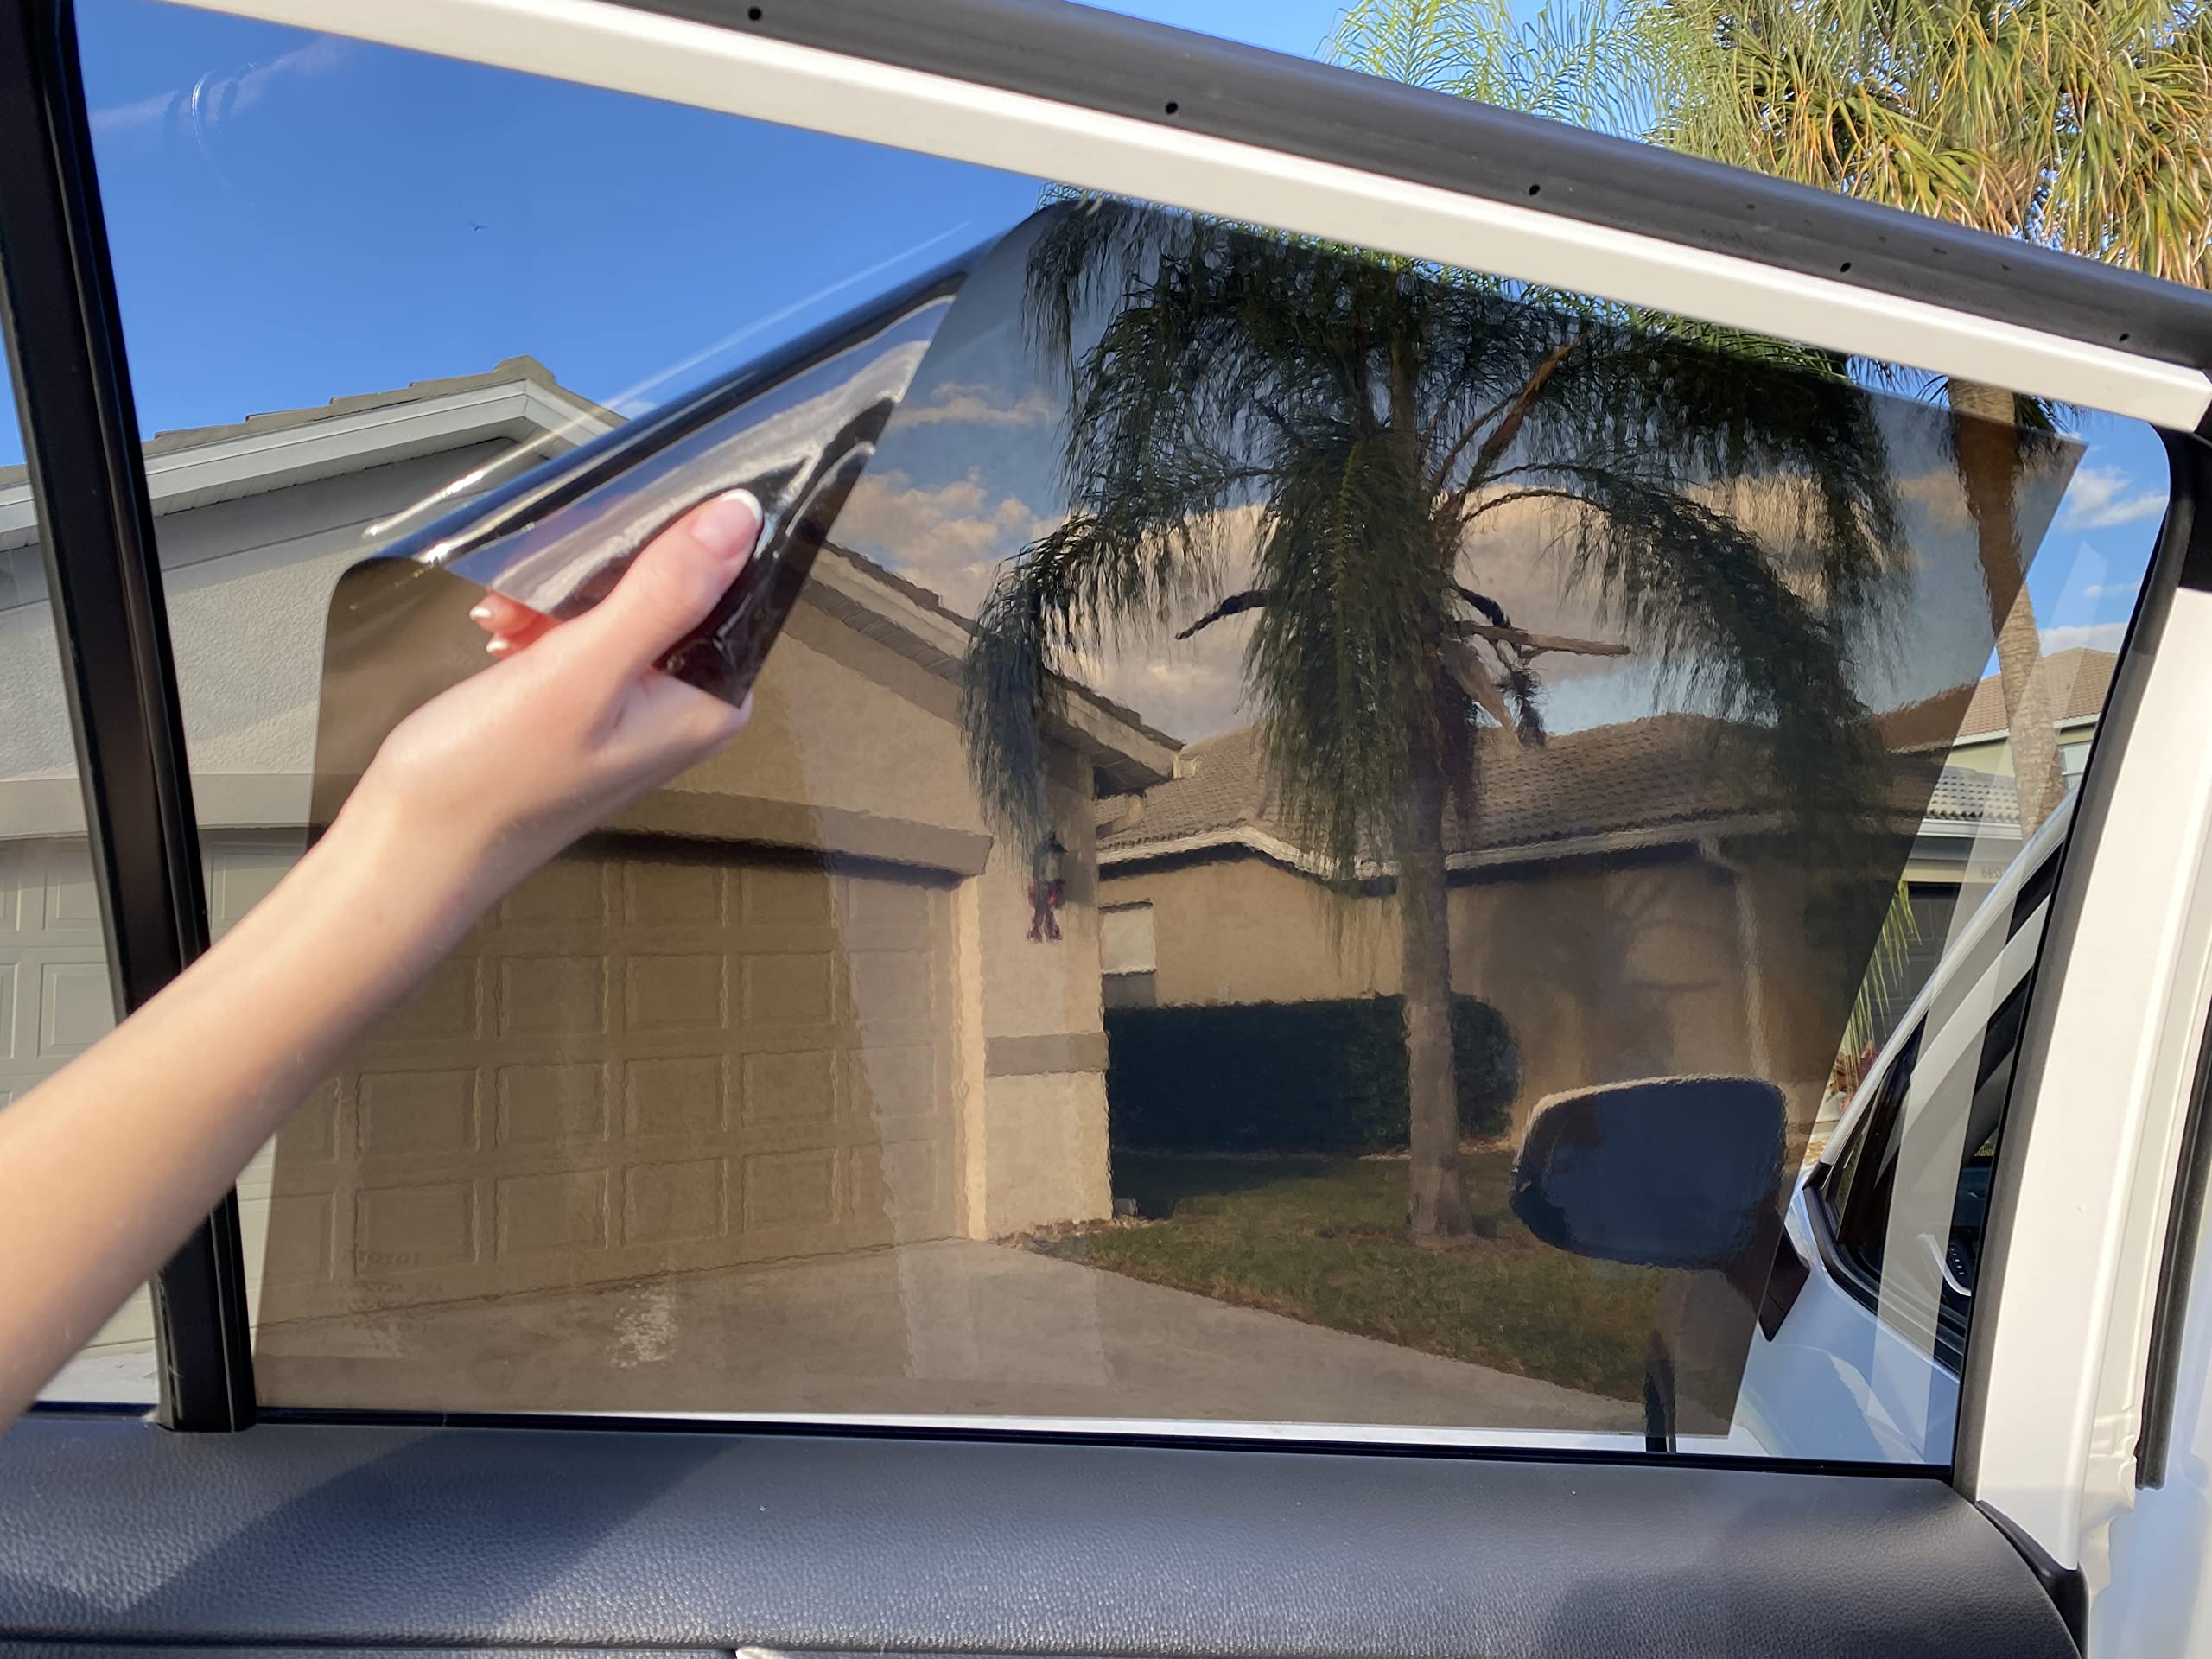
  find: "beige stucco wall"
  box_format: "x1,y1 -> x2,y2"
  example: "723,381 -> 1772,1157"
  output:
1099,855 -> 1397,1006
1942,728 -> 2094,779
1099,842 -> 1836,1141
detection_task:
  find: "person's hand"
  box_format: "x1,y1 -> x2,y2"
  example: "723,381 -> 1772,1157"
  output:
0,489 -> 765,1427
341,488 -> 761,913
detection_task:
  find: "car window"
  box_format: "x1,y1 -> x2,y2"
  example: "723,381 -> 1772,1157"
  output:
1826,1021 -> 1925,1278
1816,852 -> 2053,1373
45,0 -> 2171,1463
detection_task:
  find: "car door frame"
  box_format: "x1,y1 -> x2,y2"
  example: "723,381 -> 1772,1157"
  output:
8,0 -> 2212,1649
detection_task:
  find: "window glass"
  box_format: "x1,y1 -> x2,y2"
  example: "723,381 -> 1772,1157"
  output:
82,0 -> 2167,1459
1818,863 -> 2046,1381
78,0 -> 1035,1395
0,299 -> 153,1405
1100,904 -> 1157,1009
1100,905 -> 1155,973
1826,1023 -> 1924,1275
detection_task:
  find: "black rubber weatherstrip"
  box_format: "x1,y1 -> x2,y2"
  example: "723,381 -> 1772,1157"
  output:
626,0 -> 2212,388
0,0 -> 256,1430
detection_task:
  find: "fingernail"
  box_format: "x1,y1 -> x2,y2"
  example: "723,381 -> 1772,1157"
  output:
691,488 -> 762,562
486,638 -> 511,658
467,602 -> 493,623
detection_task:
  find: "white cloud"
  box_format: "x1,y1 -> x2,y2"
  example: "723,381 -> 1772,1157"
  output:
833,479 -> 1664,742
1074,629 -> 1256,746
2078,581 -> 2136,602
836,469 -> 1049,616
2039,620 -> 2127,655
2058,466 -> 2167,532
899,380 -> 1056,429
1895,467 -> 1974,535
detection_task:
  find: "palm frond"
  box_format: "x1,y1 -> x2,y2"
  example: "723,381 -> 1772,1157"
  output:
1640,0 -> 2212,284
965,200 -> 1911,925
1843,878 -> 1923,1056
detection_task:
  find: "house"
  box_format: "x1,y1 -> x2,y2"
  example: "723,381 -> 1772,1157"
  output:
1098,650 -> 2122,1142
1891,647 -> 2116,786
1096,715 -> 1884,1143
1880,647 -> 2118,906
0,357 -> 1173,1374
1876,648 -> 2119,1033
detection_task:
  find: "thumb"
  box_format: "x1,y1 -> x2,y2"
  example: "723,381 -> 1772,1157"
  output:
569,488 -> 760,677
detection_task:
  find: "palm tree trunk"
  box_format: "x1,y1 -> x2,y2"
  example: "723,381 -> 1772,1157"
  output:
1948,380 -> 2066,835
1402,720 -> 1476,1241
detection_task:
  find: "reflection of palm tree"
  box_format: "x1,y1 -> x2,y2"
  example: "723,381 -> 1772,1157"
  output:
1338,0 -> 2212,831
1947,381 -> 2067,832
961,201 -> 1906,1239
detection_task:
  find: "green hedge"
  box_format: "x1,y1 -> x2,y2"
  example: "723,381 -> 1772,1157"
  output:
1103,995 -> 1516,1154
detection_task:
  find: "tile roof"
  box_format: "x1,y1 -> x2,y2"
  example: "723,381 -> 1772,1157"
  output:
1101,713 -> 1785,861
1923,766 -> 2021,825
0,355 -> 615,495
0,352 -> 1173,761
1100,715 -> 2033,865
818,543 -> 1179,754
1883,648 -> 2116,753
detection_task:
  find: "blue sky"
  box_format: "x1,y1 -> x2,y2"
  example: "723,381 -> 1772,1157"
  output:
1076,0 -> 1350,55
0,0 -> 2169,739
43,0 -> 1345,458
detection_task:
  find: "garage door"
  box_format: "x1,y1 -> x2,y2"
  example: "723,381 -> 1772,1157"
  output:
0,838 -> 156,1375
0,838 -> 115,1110
252,836 -> 963,1323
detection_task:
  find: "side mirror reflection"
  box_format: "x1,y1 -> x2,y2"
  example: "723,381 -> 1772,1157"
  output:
1510,1076 -> 1788,1452
1509,1076 -> 1786,1270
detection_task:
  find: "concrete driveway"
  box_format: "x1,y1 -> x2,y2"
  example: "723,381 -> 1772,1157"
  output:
246,1239 -> 1637,1433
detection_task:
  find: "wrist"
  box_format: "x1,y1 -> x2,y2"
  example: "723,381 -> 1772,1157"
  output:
309,779 -> 505,983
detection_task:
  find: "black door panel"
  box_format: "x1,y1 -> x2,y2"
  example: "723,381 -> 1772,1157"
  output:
0,1417 -> 2073,1658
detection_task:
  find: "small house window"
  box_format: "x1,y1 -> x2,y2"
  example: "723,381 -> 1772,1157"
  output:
1101,902 -> 1157,1007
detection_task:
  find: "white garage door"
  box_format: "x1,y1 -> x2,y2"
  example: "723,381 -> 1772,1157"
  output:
0,837 -> 149,1376
251,838 -> 963,1323
0,838 -> 116,1110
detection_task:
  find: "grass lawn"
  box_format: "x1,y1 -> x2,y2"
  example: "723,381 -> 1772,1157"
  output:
1023,1150 -> 1666,1402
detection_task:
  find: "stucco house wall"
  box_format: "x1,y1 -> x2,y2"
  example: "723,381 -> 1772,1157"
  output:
1099,855 -> 1397,1007
1097,840 -> 1812,1142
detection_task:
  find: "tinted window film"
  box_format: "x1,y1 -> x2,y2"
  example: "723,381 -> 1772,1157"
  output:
78,0 -> 2164,1461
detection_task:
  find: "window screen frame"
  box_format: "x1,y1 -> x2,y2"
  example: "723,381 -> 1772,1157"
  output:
3,0 -> 2209,1470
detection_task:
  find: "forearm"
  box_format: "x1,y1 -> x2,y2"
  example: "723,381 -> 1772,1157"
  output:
0,493 -> 760,1423
0,795 -> 485,1419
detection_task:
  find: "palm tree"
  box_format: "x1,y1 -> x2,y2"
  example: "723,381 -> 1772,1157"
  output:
962,200 -> 1906,1238
1338,0 -> 2212,833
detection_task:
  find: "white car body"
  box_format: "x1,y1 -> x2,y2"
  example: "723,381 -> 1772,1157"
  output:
1736,795 -> 2077,1463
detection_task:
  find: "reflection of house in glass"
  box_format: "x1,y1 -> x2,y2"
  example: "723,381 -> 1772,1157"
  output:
1093,656 -> 2116,1145
1096,716 -> 1851,1145
1866,647 -> 2116,1040
2,347 -> 2125,1417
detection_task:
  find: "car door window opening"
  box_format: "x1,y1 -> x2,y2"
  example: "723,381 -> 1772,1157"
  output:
0,0 -> 2174,1484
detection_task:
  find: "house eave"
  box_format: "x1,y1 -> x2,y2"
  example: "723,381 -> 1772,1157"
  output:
0,375 -> 615,554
